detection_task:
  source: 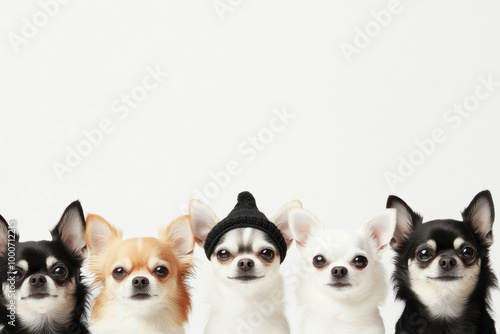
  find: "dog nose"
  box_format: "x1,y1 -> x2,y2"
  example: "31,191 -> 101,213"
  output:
132,276 -> 149,289
332,266 -> 348,278
238,258 -> 254,271
439,257 -> 457,271
29,274 -> 47,287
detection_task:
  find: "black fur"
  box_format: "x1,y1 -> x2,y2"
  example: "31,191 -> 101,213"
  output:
387,191 -> 497,334
0,201 -> 89,334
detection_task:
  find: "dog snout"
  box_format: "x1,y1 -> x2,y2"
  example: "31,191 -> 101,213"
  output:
29,274 -> 47,288
132,276 -> 149,290
332,266 -> 348,278
439,257 -> 457,271
237,258 -> 254,271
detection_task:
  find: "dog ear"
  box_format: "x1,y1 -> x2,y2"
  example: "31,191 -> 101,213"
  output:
0,214 -> 11,256
288,208 -> 322,248
270,200 -> 302,249
52,200 -> 87,257
85,214 -> 123,256
462,190 -> 495,246
361,209 -> 397,254
160,215 -> 195,256
386,195 -> 422,248
189,199 -> 220,247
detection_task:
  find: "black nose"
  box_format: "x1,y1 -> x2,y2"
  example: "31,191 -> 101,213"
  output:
238,258 -> 254,271
332,266 -> 348,278
29,274 -> 47,287
439,257 -> 457,271
132,276 -> 149,289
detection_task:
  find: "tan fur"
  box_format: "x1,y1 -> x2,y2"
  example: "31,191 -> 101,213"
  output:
85,214 -> 194,328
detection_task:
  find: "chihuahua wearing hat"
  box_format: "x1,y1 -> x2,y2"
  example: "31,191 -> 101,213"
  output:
189,191 -> 300,334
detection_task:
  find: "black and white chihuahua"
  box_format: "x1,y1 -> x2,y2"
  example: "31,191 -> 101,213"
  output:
0,201 -> 89,334
189,192 -> 300,333
387,190 -> 497,334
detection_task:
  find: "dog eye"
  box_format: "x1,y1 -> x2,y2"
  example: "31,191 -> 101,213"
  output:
260,249 -> 275,262
53,266 -> 68,280
112,267 -> 127,280
153,266 -> 169,278
417,249 -> 434,263
313,255 -> 327,268
217,249 -> 231,261
353,256 -> 368,269
11,270 -> 23,281
461,247 -> 476,263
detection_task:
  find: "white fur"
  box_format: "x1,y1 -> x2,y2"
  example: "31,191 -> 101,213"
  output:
189,199 -> 219,247
46,256 -> 58,268
17,259 -> 28,272
408,253 -> 481,319
2,276 -> 77,333
189,198 -> 300,334
270,200 -> 302,247
453,237 -> 465,250
85,215 -> 195,334
426,239 -> 437,251
289,208 -> 396,334
89,299 -> 185,334
108,271 -> 159,301
213,229 -> 274,280
88,266 -> 186,333
166,216 -> 196,256
205,266 -> 289,334
204,228 -> 289,333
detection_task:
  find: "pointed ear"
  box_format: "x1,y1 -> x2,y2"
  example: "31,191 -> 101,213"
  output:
270,200 -> 302,249
462,190 -> 495,246
189,199 -> 220,247
386,195 -> 422,248
0,215 -> 10,256
85,214 -> 122,256
160,215 -> 195,256
361,209 -> 397,253
51,201 -> 87,257
288,208 -> 322,248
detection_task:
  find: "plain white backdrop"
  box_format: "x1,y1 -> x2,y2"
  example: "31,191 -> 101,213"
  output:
1,1 -> 500,333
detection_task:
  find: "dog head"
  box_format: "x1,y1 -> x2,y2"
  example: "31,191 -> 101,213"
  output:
0,201 -> 87,329
289,207 -> 396,300
387,190 -> 495,319
189,196 -> 300,290
85,214 -> 194,323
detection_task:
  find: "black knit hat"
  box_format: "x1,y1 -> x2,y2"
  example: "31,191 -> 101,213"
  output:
204,191 -> 288,263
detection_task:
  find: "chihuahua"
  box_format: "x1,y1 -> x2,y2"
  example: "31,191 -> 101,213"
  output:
84,214 -> 195,334
289,207 -> 396,334
387,190 -> 497,334
0,201 -> 89,334
189,191 -> 300,334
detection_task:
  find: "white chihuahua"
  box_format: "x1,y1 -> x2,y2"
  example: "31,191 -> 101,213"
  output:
189,191 -> 300,334
289,207 -> 396,334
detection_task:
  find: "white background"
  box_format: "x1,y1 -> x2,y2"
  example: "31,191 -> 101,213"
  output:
1,1 -> 500,333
